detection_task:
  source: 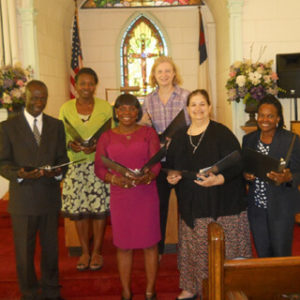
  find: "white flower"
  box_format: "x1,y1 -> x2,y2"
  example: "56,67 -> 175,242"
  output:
263,75 -> 271,84
3,93 -> 12,104
11,88 -> 23,98
236,75 -> 246,87
249,71 -> 262,85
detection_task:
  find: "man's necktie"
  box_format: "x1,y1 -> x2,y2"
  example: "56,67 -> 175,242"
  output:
33,118 -> 41,146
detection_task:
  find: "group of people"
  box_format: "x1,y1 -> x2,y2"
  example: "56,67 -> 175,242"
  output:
0,55 -> 299,300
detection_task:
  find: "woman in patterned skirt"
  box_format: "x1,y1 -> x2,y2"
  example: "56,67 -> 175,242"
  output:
166,89 -> 252,299
59,67 -> 112,271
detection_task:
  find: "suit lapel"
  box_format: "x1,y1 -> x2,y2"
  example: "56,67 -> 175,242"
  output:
17,114 -> 39,152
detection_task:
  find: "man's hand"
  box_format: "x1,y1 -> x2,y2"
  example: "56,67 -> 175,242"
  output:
43,167 -> 62,178
17,168 -> 43,179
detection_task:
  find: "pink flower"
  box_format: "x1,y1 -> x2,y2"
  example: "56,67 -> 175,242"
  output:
229,71 -> 236,78
271,72 -> 278,81
16,79 -> 25,86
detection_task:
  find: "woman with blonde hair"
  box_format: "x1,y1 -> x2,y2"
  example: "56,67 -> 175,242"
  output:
142,55 -> 190,257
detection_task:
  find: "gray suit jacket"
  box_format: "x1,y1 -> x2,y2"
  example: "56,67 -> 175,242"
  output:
0,112 -> 69,215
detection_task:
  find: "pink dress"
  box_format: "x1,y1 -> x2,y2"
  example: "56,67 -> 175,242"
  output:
95,126 -> 161,249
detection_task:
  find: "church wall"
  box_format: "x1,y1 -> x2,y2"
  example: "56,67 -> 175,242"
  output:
29,0 -> 300,126
241,0 -> 300,129
78,7 -> 199,103
33,0 -> 73,117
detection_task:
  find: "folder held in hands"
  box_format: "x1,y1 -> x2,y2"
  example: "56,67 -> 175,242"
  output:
101,145 -> 166,178
64,117 -> 112,147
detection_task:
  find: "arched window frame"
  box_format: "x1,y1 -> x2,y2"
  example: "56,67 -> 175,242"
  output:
120,14 -> 168,96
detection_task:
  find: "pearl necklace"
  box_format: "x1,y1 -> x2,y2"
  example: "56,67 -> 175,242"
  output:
188,130 -> 206,154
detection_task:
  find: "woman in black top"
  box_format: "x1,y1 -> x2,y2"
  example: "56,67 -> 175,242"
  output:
166,89 -> 251,300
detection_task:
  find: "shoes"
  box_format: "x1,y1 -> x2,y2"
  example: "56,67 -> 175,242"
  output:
43,297 -> 65,300
176,294 -> 197,300
76,254 -> 90,271
121,294 -> 132,300
90,253 -> 103,271
145,292 -> 157,300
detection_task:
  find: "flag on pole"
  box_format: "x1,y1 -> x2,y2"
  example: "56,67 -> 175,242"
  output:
198,7 -> 210,93
70,0 -> 83,99
199,8 -> 207,65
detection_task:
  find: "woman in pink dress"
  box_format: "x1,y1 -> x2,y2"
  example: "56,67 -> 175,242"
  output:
95,94 -> 161,300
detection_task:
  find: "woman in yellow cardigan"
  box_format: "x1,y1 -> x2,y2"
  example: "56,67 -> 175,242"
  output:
59,67 -> 112,271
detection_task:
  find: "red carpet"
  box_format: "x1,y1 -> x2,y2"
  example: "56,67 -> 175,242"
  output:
1,199 -> 300,300
0,200 -> 179,300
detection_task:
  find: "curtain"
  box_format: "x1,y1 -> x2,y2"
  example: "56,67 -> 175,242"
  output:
0,0 -> 18,66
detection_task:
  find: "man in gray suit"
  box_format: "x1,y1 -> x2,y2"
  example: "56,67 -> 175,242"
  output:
0,80 -> 69,300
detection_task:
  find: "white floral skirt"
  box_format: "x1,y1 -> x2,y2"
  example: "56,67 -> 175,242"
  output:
61,162 -> 110,220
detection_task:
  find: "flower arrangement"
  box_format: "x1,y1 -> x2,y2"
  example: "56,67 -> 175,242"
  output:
226,59 -> 279,105
0,63 -> 33,111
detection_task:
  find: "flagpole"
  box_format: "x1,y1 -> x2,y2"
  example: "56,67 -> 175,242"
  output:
70,0 -> 83,98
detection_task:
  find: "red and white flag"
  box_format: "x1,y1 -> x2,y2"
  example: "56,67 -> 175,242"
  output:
70,1 -> 83,99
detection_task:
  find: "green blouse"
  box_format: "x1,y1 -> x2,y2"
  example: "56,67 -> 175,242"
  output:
59,97 -> 113,163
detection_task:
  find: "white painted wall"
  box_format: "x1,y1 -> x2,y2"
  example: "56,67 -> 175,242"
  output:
78,7 -> 200,103
241,0 -> 300,130
33,0 -> 73,117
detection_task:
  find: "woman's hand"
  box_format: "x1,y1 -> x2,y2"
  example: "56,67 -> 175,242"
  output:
194,172 -> 224,187
125,168 -> 156,186
68,140 -> 83,152
111,174 -> 136,189
81,143 -> 97,154
267,168 -> 293,184
243,172 -> 256,181
167,170 -> 182,185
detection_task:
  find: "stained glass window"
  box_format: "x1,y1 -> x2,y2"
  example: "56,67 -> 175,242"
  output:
120,15 -> 168,96
82,0 -> 202,9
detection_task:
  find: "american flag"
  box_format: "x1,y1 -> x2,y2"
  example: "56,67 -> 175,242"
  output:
70,4 -> 83,99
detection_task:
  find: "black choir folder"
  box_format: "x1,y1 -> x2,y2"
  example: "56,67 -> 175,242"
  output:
23,158 -> 86,172
147,109 -> 186,143
101,145 -> 166,177
64,117 -> 112,147
163,150 -> 241,180
242,147 -> 286,182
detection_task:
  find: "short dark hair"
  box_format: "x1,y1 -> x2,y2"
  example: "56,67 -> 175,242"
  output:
26,80 -> 48,96
187,89 -> 210,106
113,94 -> 143,122
257,94 -> 285,129
75,67 -> 98,84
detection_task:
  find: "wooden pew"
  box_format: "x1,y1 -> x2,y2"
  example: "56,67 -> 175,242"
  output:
204,222 -> 300,300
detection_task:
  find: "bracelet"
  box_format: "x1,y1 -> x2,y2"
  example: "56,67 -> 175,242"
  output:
111,174 -> 116,185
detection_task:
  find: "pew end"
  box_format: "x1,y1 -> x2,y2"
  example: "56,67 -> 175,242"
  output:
204,222 -> 300,300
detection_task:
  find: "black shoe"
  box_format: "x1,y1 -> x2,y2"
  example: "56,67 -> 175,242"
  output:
121,293 -> 132,300
145,292 -> 157,300
176,295 -> 197,300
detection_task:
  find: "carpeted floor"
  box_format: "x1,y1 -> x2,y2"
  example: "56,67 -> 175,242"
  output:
1,199 -> 300,300
0,200 -> 179,300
